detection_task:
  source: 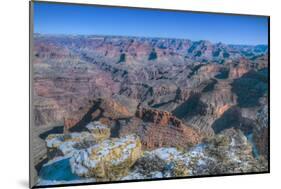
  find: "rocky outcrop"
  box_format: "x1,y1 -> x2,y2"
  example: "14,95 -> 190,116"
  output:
63,98 -> 134,133
119,106 -> 202,149
228,58 -> 250,79
39,123 -> 267,185
64,118 -> 79,133
34,97 -> 64,127
196,128 -> 266,174
253,105 -> 269,159
211,106 -> 256,135
45,132 -> 95,159
122,147 -> 191,180
64,103 -> 202,150
42,121 -> 142,182
231,70 -> 268,108
85,121 -> 111,141
173,79 -> 237,138
123,128 -> 267,180
136,106 -> 182,127
70,135 -> 142,180
33,35 -> 268,128
33,34 -> 268,186
45,121 -> 110,159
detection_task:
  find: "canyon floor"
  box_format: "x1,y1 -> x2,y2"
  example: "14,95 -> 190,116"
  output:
31,34 -> 269,186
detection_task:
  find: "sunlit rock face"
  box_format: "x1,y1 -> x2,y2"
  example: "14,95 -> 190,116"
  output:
86,121 -> 111,141
33,35 -> 268,131
132,106 -> 202,149
195,128 -> 268,175
38,124 -> 267,186
45,121 -> 110,159
33,34 -> 268,186
123,128 -> 267,180
41,123 -> 142,183
63,98 -> 135,134
70,135 -> 142,180
45,132 -> 95,159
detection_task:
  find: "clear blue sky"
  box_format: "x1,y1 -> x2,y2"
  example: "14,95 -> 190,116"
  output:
33,2 -> 268,45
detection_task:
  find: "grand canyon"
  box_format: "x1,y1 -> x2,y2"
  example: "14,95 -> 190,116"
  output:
31,34 -> 269,186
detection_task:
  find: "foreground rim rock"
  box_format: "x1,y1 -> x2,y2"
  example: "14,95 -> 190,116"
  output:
123,128 -> 267,180
41,122 -> 142,183
45,121 -> 111,159
38,121 -> 267,185
70,135 -> 142,180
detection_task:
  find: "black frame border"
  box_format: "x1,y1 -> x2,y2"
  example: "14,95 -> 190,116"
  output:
29,0 -> 270,188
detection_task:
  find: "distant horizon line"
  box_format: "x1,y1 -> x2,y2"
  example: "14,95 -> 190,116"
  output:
34,32 -> 268,46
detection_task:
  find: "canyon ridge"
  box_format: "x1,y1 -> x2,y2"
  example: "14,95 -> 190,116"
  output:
32,34 -> 269,186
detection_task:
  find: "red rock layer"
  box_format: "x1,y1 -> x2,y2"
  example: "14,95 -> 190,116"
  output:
119,106 -> 202,149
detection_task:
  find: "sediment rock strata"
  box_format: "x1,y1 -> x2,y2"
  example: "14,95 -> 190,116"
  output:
45,121 -> 110,159
33,35 -> 269,185
33,35 -> 268,131
119,106 -> 202,149
63,98 -> 134,133
70,135 -> 142,180
123,128 -> 267,180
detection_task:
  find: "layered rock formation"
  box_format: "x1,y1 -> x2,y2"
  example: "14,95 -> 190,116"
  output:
123,128 -> 267,180
33,35 -> 268,129
38,119 -> 267,186
45,121 -> 110,159
63,98 -> 135,134
127,106 -> 202,149
70,135 -> 142,180
41,122 -> 142,183
33,34 -> 269,186
57,96 -> 202,150
196,128 -> 267,174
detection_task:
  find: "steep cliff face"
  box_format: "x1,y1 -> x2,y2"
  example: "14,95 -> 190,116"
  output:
63,100 -> 202,150
131,106 -> 202,149
33,34 -> 268,150
62,98 -> 135,134
39,124 -> 143,184
33,35 -> 268,186
33,35 -> 268,134
33,65 -> 121,126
